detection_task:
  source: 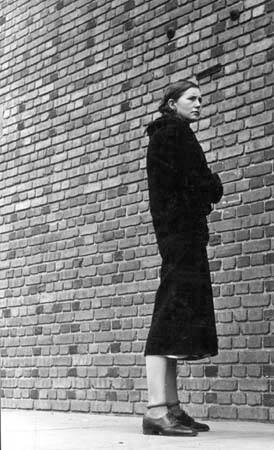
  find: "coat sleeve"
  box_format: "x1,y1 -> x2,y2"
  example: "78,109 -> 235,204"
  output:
191,166 -> 224,205
206,171 -> 223,203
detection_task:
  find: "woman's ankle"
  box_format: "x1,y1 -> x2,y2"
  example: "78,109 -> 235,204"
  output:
167,401 -> 181,414
146,405 -> 168,418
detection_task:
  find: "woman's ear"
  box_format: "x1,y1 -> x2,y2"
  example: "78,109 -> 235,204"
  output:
167,98 -> 177,112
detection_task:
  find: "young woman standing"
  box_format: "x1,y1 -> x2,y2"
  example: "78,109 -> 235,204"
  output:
143,80 -> 223,436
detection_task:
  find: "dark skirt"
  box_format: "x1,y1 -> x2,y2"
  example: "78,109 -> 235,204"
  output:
144,230 -> 218,360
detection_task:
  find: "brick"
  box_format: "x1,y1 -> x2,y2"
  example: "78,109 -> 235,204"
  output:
241,322 -> 270,335
246,38 -> 272,56
247,392 -> 262,406
52,401 -> 70,411
113,354 -> 135,365
242,295 -> 270,307
17,400 -> 34,409
205,392 -> 217,403
93,355 -> 113,366
263,394 -> 274,407
124,0 -> 135,11
56,1 -> 63,10
239,379 -> 268,392
216,323 -> 240,335
217,392 -> 231,404
247,336 -> 262,349
183,380 -> 210,391
112,402 -> 133,414
191,365 -> 204,377
209,405 -> 237,419
211,44 -> 224,57
266,0 -> 274,12
30,390 -> 39,399
238,407 -> 268,421
35,400 -> 51,410
247,365 -> 262,377
239,351 -> 269,364
71,400 -> 90,412
213,21 -> 226,33
211,380 -> 237,391
263,365 -> 274,378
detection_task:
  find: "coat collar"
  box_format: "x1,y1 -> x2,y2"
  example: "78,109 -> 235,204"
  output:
146,113 -> 192,138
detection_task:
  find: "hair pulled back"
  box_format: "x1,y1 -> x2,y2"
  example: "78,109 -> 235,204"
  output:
158,80 -> 199,116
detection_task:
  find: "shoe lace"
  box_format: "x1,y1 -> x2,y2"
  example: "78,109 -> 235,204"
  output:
167,411 -> 182,426
178,409 -> 194,425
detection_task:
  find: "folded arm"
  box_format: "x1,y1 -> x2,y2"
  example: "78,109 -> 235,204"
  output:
189,166 -> 224,205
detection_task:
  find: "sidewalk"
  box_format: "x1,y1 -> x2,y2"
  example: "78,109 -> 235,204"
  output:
1,409 -> 273,450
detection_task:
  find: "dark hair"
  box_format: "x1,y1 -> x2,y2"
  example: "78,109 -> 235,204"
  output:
158,80 -> 200,116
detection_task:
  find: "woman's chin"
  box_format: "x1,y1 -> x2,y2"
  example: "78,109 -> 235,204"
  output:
175,112 -> 200,123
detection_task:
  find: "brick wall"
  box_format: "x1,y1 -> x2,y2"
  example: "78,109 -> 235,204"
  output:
0,0 -> 273,422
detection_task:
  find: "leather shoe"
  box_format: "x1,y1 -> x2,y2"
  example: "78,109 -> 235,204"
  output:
142,411 -> 198,436
171,408 -> 210,432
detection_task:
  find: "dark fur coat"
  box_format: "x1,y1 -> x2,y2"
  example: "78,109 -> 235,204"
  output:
144,114 -> 223,359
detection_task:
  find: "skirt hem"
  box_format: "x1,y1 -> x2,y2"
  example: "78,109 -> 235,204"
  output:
144,350 -> 218,361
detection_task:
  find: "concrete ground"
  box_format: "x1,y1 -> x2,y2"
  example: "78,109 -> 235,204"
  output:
1,409 -> 274,450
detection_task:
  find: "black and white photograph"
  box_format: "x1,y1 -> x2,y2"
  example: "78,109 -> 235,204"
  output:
0,0 -> 273,449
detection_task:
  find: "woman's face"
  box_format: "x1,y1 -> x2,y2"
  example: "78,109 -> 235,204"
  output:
167,87 -> 202,122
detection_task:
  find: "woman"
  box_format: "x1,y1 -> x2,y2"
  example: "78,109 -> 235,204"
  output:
143,80 -> 223,436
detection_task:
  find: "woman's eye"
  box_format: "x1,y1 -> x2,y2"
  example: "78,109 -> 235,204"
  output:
189,97 -> 202,103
